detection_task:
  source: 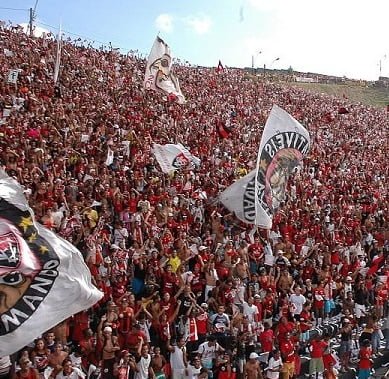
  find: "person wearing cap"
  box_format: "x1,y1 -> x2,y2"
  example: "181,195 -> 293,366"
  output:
97,315 -> 120,378
245,352 -> 262,379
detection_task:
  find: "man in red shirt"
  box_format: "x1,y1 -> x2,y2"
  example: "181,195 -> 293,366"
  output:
313,282 -> 325,325
358,339 -> 373,379
258,322 -> 274,353
279,333 -> 295,379
309,335 -> 328,378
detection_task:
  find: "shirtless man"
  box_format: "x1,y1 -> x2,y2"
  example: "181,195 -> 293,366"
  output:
245,352 -> 263,379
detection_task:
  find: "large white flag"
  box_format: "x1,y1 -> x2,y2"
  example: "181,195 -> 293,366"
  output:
219,170 -> 257,225
0,170 -> 102,356
152,143 -> 200,174
144,37 -> 185,104
254,105 -> 310,228
53,24 -> 62,84
219,105 -> 310,228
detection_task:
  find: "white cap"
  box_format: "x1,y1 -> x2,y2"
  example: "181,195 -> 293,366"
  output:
198,246 -> 208,251
110,244 -> 120,250
249,352 -> 259,359
103,326 -> 113,333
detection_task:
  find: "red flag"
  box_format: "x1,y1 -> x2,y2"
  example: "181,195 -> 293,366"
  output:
366,254 -> 385,276
216,60 -> 224,73
217,120 -> 231,138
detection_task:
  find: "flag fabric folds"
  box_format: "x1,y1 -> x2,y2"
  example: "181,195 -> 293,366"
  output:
219,170 -> 257,225
0,170 -> 102,356
152,143 -> 200,174
144,37 -> 185,104
254,105 -> 311,228
219,105 -> 310,229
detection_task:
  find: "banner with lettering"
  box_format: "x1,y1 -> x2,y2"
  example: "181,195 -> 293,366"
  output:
254,105 -> 310,228
219,170 -> 256,225
0,170 -> 102,356
144,36 -> 185,104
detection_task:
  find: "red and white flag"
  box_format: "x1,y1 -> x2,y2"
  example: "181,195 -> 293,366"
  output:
152,143 -> 200,174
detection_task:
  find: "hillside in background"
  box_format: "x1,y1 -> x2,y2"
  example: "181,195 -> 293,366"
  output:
287,82 -> 389,108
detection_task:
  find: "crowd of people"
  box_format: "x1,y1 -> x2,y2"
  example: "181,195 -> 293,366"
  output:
0,21 -> 388,379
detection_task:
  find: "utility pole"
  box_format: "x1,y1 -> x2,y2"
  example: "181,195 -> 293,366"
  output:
29,7 -> 33,37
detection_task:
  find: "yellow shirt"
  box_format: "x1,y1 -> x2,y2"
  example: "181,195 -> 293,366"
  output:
169,256 -> 181,273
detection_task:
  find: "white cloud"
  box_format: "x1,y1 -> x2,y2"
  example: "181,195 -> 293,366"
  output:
183,15 -> 212,35
19,23 -> 50,38
155,13 -> 174,33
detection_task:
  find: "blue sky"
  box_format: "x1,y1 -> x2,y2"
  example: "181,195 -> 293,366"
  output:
1,0 -> 388,80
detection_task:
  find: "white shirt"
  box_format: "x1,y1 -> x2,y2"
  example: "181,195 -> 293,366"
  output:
198,342 -> 222,362
186,364 -> 201,379
135,355 -> 151,379
170,345 -> 186,370
55,367 -> 85,379
242,302 -> 259,323
289,293 -> 306,315
266,357 -> 283,379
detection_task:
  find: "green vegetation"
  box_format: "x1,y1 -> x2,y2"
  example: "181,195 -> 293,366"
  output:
288,82 -> 389,108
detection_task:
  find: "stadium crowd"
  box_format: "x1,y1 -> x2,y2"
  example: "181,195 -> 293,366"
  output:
0,22 -> 388,379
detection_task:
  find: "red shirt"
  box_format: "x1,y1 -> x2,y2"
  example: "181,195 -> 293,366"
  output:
314,288 -> 325,308
196,312 -> 208,335
280,340 -> 295,363
310,339 -> 328,358
258,329 -> 274,352
359,346 -> 372,369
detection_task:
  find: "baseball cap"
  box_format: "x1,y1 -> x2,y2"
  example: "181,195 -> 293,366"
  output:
249,352 -> 259,359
